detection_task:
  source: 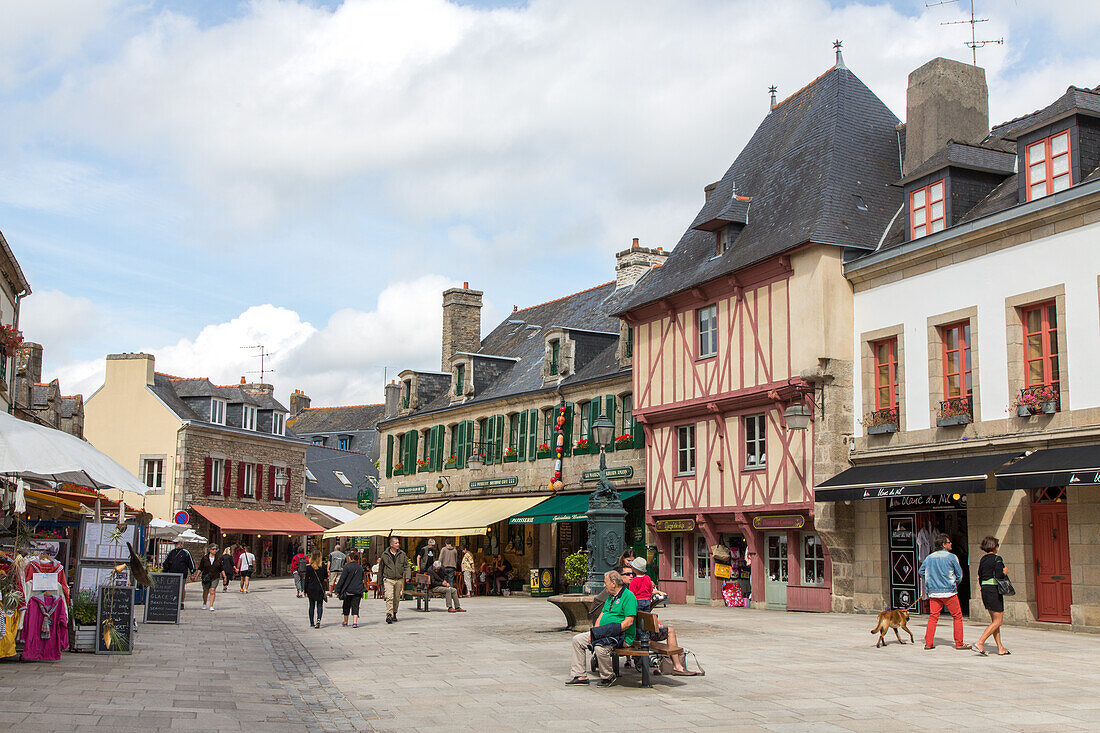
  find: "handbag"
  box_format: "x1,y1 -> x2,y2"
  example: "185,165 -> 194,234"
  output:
996,577 -> 1016,596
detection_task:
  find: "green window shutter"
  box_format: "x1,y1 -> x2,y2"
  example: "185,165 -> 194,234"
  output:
482,418 -> 493,465
633,416 -> 643,447
528,410 -> 538,460
604,395 -> 617,452
626,327 -> 634,358
386,434 -> 394,478
562,403 -> 574,456
456,422 -> 467,468
517,413 -> 527,460
465,421 -> 474,466
406,430 -> 418,475
454,364 -> 465,396
588,400 -> 600,442
495,415 -> 505,460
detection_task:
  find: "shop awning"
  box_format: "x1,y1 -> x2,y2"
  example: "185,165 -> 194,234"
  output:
390,495 -> 548,537
323,501 -> 446,539
995,444 -> 1100,490
306,504 -> 361,527
189,504 -> 326,536
509,490 -> 643,524
814,453 -> 1019,502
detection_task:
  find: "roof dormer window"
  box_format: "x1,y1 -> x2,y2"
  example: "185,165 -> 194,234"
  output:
548,339 -> 560,375
210,398 -> 226,425
909,179 -> 945,239
454,363 -> 465,396
242,404 -> 257,431
1025,130 -> 1071,201
272,411 -> 286,436
402,380 -> 412,409
717,226 -> 734,254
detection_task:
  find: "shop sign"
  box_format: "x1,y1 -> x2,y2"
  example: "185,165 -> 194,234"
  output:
752,515 -> 806,530
357,488 -> 373,511
347,537 -> 370,550
886,494 -> 967,511
582,467 -> 634,482
654,518 -> 695,532
396,484 -> 426,496
469,476 -> 519,489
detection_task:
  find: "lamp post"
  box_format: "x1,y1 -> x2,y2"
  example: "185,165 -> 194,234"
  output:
584,412 -> 627,594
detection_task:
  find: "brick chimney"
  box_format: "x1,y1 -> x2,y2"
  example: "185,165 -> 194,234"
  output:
290,389 -> 311,415
903,57 -> 989,175
441,283 -> 483,371
242,382 -> 274,396
384,380 -> 401,419
615,238 -> 668,290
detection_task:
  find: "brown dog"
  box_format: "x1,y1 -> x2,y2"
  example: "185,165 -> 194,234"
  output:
871,607 -> 914,648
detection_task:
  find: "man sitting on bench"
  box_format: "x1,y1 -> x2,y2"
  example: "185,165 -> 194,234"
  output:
429,561 -> 466,613
566,570 -> 636,688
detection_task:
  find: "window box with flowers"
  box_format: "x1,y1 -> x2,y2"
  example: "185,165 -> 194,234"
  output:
445,455 -> 457,469
1015,384 -> 1059,417
573,437 -> 590,455
416,458 -> 432,472
503,446 -> 518,463
613,434 -> 635,449
0,324 -> 23,357
936,396 -> 972,427
866,407 -> 899,435
536,443 -> 552,459
393,462 -> 405,475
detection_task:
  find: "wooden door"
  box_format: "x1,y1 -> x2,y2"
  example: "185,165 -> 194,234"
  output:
764,533 -> 788,610
1032,499 -> 1072,623
693,534 -> 711,604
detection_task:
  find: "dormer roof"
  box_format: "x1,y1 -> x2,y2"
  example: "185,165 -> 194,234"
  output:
896,141 -> 1016,186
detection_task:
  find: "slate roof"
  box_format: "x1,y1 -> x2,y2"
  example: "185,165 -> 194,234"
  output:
288,404 -> 385,434
150,373 -> 291,422
304,444 -> 375,502
990,85 -> 1100,142
60,396 -> 82,419
31,384 -> 52,407
609,64 -> 903,315
897,142 -> 1017,186
383,281 -> 626,423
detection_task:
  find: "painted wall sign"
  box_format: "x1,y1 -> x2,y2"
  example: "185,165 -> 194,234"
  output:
886,494 -> 967,511
356,488 -> 374,510
469,477 -> 519,489
582,466 -> 634,482
396,484 -> 426,496
654,518 -> 695,533
751,515 -> 806,530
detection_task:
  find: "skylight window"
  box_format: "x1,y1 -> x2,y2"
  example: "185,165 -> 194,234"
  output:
305,468 -> 317,482
333,470 -> 352,487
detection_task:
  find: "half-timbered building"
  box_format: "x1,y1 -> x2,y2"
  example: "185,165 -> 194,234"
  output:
609,48 -> 904,610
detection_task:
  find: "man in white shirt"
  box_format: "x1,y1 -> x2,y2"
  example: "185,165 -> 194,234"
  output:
237,546 -> 257,594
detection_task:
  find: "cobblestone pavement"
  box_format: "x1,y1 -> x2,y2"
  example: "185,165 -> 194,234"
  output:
5,577 -> 1100,731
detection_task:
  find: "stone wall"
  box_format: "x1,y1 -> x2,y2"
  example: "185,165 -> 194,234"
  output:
851,502 -> 888,612
1068,485 -> 1100,627
966,488 -> 1035,625
441,286 -> 483,371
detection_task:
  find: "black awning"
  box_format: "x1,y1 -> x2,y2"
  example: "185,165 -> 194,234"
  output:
814,453 -> 1020,502
996,443 -> 1100,490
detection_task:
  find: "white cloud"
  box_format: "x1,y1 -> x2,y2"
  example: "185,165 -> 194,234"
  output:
19,289 -> 100,362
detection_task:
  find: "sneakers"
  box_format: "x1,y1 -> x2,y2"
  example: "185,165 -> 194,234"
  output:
209,606 -> 215,612
201,604 -> 208,610
386,614 -> 393,624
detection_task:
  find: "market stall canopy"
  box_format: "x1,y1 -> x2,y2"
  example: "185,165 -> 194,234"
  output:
814,453 -> 1020,502
995,444 -> 1100,490
0,410 -> 150,494
176,528 -> 208,543
509,490 -> 642,524
323,501 -> 446,539
189,504 -> 325,536
390,495 -> 547,537
306,504 -> 361,527
25,489 -> 93,514
148,517 -> 192,539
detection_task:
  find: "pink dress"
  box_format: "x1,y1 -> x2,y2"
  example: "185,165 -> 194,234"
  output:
21,595 -> 68,661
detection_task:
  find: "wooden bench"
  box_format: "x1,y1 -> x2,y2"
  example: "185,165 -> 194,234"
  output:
404,573 -> 452,611
590,611 -> 684,688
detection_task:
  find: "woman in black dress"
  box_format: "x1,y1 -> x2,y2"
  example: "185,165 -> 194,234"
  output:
302,550 -> 329,628
974,536 -> 1010,656
335,551 -> 366,627
220,547 -> 235,591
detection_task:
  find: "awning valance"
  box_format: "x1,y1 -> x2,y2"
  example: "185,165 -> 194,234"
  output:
189,504 -> 326,536
323,501 -> 446,539
814,453 -> 1019,502
390,495 -> 548,537
995,444 -> 1100,490
509,490 -> 642,524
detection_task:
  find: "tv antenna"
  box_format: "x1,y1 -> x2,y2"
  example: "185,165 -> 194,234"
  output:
927,0 -> 1003,66
242,344 -> 276,382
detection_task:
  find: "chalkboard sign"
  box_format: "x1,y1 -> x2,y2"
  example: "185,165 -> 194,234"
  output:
143,572 -> 182,624
96,586 -> 135,655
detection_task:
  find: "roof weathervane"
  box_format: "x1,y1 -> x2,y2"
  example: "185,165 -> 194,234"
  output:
769,85 -> 777,111
833,39 -> 846,69
927,0 -> 1003,66
242,344 -> 276,382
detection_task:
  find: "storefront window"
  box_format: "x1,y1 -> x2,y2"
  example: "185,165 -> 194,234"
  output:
802,533 -> 825,586
671,535 -> 684,579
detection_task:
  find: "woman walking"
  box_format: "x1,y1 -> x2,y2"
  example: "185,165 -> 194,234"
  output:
974,536 -> 1011,656
237,545 -> 256,593
198,544 -> 220,612
302,550 -> 329,628
335,550 -> 367,628
291,546 -> 308,598
220,547 -> 235,592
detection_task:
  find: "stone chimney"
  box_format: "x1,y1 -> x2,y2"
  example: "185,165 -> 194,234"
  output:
290,389 -> 311,415
104,352 -> 155,388
441,283 -> 483,371
384,380 -> 401,419
615,238 -> 668,290
16,342 -> 43,386
903,57 -> 989,175
242,382 -> 274,396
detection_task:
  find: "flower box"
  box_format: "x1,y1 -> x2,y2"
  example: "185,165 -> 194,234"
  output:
867,423 -> 897,435
503,454 -> 518,463
1016,405 -> 1033,418
1015,384 -> 1058,416
573,439 -> 590,454
936,413 -> 972,427
866,407 -> 899,435
393,463 -> 405,474
937,397 -> 972,427
536,448 -> 552,459
614,435 -> 635,449
1042,400 -> 1058,415
445,459 -> 457,469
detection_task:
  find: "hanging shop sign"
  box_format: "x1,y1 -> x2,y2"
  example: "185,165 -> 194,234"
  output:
582,467 -> 635,482
469,477 -> 519,490
654,518 -> 695,533
396,485 -> 426,496
357,488 -> 374,511
752,515 -> 806,530
886,494 -> 967,511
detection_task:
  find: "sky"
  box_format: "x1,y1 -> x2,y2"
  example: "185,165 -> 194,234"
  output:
3,0 -> 1099,408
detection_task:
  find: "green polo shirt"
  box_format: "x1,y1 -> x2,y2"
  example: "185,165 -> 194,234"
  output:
601,588 -> 639,645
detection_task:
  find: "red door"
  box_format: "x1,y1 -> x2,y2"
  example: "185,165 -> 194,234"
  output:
1032,501 -> 1072,622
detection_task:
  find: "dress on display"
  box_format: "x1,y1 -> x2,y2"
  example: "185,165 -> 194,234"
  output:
21,595 -> 68,661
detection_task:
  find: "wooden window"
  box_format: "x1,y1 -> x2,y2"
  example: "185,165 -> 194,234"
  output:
671,535 -> 684,579
697,305 -> 718,358
802,533 -> 825,586
744,413 -> 766,469
1025,130 -> 1071,200
941,321 -> 972,399
272,412 -> 286,436
717,226 -> 733,254
338,435 -> 351,450
210,398 -> 226,425
242,405 -> 257,431
241,463 -> 255,498
677,425 -> 696,476
208,458 -> 224,496
402,380 -> 412,409
143,458 -> 164,489
1023,301 -> 1059,390
509,413 -> 520,451
272,466 -> 285,500
872,338 -> 899,411
548,339 -> 559,375
454,364 -> 465,396
625,327 -> 633,358
543,408 -> 554,444
621,394 -> 633,437
313,436 -> 324,446
909,179 -> 945,239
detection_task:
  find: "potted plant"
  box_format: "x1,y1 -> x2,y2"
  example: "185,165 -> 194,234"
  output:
503,446 -> 518,463
936,397 -> 972,427
614,433 -> 634,449
445,454 -> 457,469
1014,385 -> 1057,417
536,442 -> 552,459
866,407 -> 899,435
0,324 -> 22,357
573,437 -> 590,454
416,458 -> 431,472
563,551 -> 589,594
71,589 -> 98,652
393,461 -> 405,474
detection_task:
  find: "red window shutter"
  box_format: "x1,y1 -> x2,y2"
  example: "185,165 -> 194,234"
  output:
268,465 -> 276,500
237,462 -> 245,498
223,460 -> 232,496
256,464 -> 264,500
283,467 -> 291,502
203,457 -> 212,496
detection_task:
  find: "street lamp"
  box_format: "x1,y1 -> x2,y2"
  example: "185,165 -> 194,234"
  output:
467,450 -> 483,471
275,468 -> 290,496
584,411 -> 626,594
783,403 -> 812,430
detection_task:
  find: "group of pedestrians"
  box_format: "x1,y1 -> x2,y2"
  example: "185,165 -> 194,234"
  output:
162,538 -> 255,612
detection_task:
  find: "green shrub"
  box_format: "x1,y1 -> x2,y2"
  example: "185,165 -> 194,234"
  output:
563,551 -> 589,586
